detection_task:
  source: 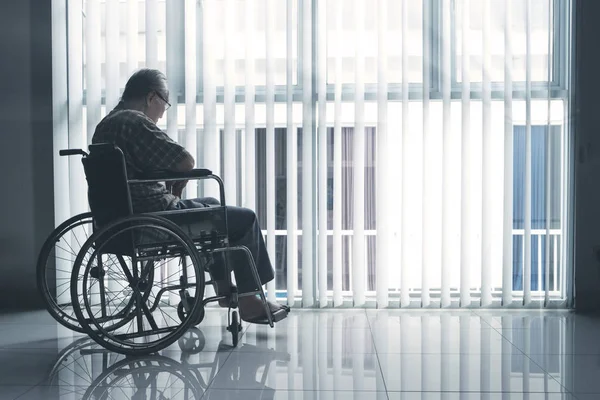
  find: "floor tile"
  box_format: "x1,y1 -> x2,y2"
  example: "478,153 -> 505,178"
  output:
531,353 -> 600,395
379,353 -> 568,393
238,321 -> 376,354
201,389 -> 389,400
281,309 -> 371,329
370,316 -> 518,354
0,308 -> 584,399
0,323 -> 84,349
208,350 -> 387,391
543,313 -> 600,355
0,310 -> 60,325
387,393 -> 577,400
0,386 -> 37,400
567,395 -> 600,400
16,384 -> 205,399
43,348 -> 230,390
366,310 -> 480,327
471,310 -> 570,331
0,349 -> 63,386
15,385 -> 91,400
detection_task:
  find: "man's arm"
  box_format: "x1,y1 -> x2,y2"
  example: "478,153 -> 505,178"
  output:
169,151 -> 194,197
133,116 -> 195,172
133,116 -> 195,196
172,151 -> 195,172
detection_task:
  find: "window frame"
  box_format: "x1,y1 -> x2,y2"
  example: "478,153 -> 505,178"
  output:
444,0 -> 568,99
82,0 -> 569,106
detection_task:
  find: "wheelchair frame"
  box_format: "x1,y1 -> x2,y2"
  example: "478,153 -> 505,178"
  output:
38,145 -> 283,355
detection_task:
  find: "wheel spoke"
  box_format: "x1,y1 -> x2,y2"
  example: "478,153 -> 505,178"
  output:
67,218 -> 204,353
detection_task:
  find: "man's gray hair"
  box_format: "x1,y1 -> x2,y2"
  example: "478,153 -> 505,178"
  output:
121,68 -> 168,102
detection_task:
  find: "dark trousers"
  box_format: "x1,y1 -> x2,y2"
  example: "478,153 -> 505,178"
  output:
173,197 -> 274,293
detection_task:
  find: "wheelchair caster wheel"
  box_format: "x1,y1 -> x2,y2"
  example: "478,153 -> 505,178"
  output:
227,311 -> 242,347
177,298 -> 205,326
177,327 -> 205,353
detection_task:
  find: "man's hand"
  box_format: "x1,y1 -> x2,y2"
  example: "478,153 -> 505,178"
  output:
171,180 -> 189,198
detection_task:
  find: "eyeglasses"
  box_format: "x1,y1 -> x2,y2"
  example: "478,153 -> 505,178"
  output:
155,91 -> 171,110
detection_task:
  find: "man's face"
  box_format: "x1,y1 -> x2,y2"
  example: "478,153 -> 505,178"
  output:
145,90 -> 169,123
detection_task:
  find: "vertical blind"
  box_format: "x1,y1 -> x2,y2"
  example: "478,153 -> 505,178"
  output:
52,0 -> 573,308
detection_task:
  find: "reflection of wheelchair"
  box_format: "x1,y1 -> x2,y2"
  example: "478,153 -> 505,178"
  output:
85,355 -> 204,399
37,143 -> 288,355
44,328 -> 290,400
44,335 -> 203,399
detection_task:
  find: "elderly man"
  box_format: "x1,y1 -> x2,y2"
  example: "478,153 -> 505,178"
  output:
92,68 -> 288,323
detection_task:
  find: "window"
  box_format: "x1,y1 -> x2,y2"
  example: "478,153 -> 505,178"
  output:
512,125 -> 562,291
55,0 -> 574,308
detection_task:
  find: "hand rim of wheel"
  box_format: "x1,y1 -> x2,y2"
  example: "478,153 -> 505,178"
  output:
37,213 -> 94,332
37,212 -> 157,334
70,214 -> 205,355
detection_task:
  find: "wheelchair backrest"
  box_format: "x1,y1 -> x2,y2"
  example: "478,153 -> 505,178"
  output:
82,143 -> 133,228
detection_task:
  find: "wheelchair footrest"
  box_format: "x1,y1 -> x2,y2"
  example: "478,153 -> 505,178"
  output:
271,307 -> 289,323
243,306 -> 290,325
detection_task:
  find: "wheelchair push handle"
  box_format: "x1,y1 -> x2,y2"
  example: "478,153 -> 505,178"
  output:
59,149 -> 88,157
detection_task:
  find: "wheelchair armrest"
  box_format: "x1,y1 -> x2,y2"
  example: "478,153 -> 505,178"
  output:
133,169 -> 213,182
128,169 -> 226,206
59,148 -> 88,157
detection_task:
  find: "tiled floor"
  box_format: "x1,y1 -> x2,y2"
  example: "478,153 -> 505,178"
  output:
0,307 -> 596,399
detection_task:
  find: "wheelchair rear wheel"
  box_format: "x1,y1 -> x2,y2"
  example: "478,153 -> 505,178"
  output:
37,212 -> 149,333
71,215 -> 206,355
37,212 -> 93,332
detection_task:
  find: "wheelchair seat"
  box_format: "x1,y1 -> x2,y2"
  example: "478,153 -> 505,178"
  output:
82,143 -> 228,253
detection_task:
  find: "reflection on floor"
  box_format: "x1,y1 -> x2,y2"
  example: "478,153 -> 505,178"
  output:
0,308 -> 595,399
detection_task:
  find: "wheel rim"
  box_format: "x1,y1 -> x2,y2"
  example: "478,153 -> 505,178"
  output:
38,213 -> 94,332
39,213 -> 147,333
72,216 -> 205,355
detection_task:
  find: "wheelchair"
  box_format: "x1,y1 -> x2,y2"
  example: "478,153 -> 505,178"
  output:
37,143 -> 288,355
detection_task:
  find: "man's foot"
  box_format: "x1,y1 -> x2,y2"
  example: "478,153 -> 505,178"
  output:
211,281 -> 290,322
238,296 -> 287,323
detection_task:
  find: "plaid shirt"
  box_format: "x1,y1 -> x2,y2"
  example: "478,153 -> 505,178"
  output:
92,102 -> 188,213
